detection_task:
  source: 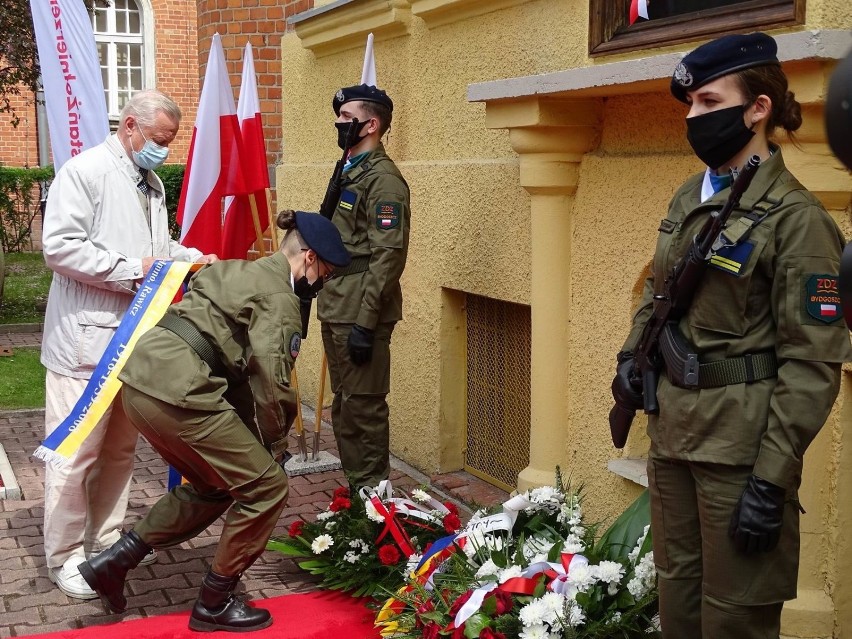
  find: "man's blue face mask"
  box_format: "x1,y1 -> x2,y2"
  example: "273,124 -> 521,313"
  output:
132,127 -> 169,170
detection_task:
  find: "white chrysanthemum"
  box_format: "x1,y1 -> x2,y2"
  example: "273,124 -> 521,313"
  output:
629,525 -> 651,564
519,598 -> 548,627
567,563 -> 598,592
311,534 -> 334,554
522,535 -> 554,561
463,530 -> 504,557
411,488 -> 431,503
349,538 -> 369,552
597,560 -> 625,585
475,559 -> 500,579
519,624 -> 554,639
538,591 -> 567,626
316,510 -> 335,521
627,552 -> 656,599
498,564 -> 524,583
529,485 -> 559,503
610,611 -> 622,623
325,520 -> 337,530
343,551 -> 360,564
365,501 -> 385,523
519,624 -> 555,639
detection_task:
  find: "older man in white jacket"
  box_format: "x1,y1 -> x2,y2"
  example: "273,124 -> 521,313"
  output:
40,90 -> 217,599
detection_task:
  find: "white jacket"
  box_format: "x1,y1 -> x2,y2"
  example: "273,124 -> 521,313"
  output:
41,134 -> 201,378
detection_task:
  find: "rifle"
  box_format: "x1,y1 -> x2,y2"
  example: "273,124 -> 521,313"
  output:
319,118 -> 362,219
609,154 -> 761,448
301,118 -> 363,338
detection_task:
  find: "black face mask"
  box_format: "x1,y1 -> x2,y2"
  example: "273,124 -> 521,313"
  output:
293,274 -> 323,299
335,119 -> 369,150
686,104 -> 755,170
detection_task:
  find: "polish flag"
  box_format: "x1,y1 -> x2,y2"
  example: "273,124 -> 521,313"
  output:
821,304 -> 838,317
222,43 -> 271,260
629,0 -> 649,25
361,32 -> 376,86
177,33 -> 247,255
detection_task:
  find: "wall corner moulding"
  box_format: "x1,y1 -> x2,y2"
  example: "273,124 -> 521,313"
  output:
408,0 -> 534,28
289,0 -> 412,58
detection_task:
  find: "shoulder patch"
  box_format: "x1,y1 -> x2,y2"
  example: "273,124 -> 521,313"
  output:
289,332 -> 302,359
805,274 -> 842,323
376,202 -> 401,230
338,189 -> 357,212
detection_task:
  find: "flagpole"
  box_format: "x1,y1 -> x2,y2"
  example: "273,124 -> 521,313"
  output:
248,193 -> 266,257
266,187 -> 279,251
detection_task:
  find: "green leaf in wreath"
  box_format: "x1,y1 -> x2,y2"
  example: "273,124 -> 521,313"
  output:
596,489 -> 651,562
463,613 -> 491,639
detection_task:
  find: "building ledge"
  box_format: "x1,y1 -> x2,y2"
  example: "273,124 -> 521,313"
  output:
608,457 -> 648,487
289,0 -> 411,57
468,30 -> 852,103
409,0 -> 533,28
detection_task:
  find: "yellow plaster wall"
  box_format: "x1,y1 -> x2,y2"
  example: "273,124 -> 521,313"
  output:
279,1 -> 851,524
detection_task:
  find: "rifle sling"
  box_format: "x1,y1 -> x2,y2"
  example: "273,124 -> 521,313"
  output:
333,255 -> 370,277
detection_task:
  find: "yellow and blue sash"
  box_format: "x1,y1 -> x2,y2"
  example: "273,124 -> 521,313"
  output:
34,260 -> 197,467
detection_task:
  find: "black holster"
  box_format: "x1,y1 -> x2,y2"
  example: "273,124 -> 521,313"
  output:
659,322 -> 700,388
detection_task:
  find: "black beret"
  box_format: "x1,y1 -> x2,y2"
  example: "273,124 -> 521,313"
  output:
332,84 -> 393,116
294,211 -> 351,268
671,32 -> 779,103
826,48 -> 852,171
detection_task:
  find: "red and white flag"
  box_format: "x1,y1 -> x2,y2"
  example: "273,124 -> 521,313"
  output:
177,33 -> 247,255
222,43 -> 271,260
361,32 -> 376,86
629,0 -> 649,25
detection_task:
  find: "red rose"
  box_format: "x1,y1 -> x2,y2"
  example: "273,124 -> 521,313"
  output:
422,622 -> 441,639
378,544 -> 402,566
329,497 -> 351,512
492,590 -> 513,615
450,626 -> 466,639
479,629 -> 506,639
443,513 -> 462,533
444,501 -> 459,516
288,520 -> 304,538
416,600 -> 435,616
333,486 -> 350,499
448,590 -> 474,617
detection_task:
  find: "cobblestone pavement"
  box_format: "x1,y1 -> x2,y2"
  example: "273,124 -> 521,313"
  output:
0,327 -> 508,637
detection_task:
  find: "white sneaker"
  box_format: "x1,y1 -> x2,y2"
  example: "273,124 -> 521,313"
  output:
137,548 -> 157,566
49,557 -> 97,600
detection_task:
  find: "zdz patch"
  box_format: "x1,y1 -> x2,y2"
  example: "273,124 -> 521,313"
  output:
289,332 -> 302,359
805,274 -> 842,323
376,202 -> 401,230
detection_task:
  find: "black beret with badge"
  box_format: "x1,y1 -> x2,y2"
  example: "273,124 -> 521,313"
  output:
671,32 -> 780,103
332,83 -> 394,116
294,211 -> 352,267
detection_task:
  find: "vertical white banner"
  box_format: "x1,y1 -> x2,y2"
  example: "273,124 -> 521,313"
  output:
360,32 -> 376,86
30,0 -> 109,170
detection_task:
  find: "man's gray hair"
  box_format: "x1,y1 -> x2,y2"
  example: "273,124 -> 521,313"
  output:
119,90 -> 182,128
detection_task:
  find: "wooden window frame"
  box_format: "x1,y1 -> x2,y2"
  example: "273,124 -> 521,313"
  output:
589,0 -> 806,57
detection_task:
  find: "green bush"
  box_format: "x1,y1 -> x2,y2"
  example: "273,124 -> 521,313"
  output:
0,166 -> 54,253
155,164 -> 185,241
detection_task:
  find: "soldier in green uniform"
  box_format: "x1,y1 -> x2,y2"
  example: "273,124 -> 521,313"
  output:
318,84 -> 411,490
611,33 -> 852,638
77,211 -> 350,633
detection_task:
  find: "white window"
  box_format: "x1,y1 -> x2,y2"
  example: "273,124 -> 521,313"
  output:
91,0 -> 145,118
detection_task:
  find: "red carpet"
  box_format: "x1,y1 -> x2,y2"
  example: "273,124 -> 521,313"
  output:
24,591 -> 382,639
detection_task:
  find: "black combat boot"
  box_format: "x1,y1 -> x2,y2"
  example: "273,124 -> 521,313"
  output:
78,530 -> 152,613
188,570 -> 272,632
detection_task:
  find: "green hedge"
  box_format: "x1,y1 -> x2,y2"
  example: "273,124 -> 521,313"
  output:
154,164 -> 184,241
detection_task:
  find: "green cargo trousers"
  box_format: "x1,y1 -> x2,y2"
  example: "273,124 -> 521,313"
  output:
121,386 -> 289,577
647,455 -> 800,639
321,322 -> 394,490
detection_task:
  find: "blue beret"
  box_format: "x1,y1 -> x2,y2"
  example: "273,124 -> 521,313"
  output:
333,84 -> 393,116
671,32 -> 779,103
294,211 -> 351,268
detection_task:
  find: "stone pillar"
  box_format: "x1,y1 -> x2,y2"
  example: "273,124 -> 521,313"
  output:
484,98 -> 602,491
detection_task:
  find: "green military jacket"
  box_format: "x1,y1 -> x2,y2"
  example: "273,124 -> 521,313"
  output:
317,143 -> 410,329
119,252 -> 302,449
623,149 -> 852,489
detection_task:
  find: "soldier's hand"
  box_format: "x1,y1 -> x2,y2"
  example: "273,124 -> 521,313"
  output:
728,475 -> 786,554
348,324 -> 374,366
611,351 -> 644,411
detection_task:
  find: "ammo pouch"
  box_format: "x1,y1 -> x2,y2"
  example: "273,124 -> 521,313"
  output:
659,322 -> 778,389
157,313 -> 227,378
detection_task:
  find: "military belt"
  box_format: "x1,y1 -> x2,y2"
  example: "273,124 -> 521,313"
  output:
695,351 -> 777,388
333,255 -> 370,277
157,313 -> 225,377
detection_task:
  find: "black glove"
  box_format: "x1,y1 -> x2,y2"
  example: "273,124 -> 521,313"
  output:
611,351 -> 644,412
728,475 -> 786,554
347,324 -> 374,365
